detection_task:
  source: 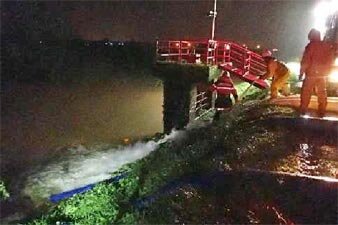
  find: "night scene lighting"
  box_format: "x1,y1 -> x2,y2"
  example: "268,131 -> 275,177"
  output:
1,1 -> 337,224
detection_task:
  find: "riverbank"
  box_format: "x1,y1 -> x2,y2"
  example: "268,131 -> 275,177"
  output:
0,69 -> 163,222
24,101 -> 337,224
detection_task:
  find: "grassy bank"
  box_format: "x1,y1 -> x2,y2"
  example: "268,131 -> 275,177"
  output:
0,181 -> 9,201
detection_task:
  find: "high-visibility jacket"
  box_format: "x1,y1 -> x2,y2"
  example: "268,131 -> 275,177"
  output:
210,75 -> 238,97
300,41 -> 335,77
261,59 -> 289,80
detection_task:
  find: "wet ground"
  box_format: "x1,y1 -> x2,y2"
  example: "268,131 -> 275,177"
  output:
144,171 -> 337,224
140,115 -> 338,224
253,117 -> 338,179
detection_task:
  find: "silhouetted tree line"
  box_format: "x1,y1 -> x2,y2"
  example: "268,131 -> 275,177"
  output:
1,1 -> 155,84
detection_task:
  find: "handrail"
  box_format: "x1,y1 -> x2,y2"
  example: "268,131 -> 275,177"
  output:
189,91 -> 212,120
156,39 -> 269,89
156,39 -> 266,71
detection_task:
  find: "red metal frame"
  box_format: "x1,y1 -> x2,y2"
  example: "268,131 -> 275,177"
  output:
156,39 -> 269,89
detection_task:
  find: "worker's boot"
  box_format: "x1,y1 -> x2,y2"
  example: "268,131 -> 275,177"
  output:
298,107 -> 307,117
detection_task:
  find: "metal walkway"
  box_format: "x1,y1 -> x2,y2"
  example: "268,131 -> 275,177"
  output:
156,39 -> 269,89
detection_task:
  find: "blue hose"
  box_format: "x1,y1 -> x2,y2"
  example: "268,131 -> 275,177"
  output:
49,172 -> 128,203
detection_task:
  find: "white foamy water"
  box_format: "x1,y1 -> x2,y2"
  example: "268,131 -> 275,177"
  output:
23,130 -> 183,201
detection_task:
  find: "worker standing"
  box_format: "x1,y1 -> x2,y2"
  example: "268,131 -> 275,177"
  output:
260,50 -> 290,99
210,71 -> 238,121
299,29 -> 335,117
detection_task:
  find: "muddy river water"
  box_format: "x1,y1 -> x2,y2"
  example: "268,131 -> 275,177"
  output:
1,78 -> 163,219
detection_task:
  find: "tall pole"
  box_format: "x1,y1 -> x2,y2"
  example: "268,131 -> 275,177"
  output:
211,0 -> 217,40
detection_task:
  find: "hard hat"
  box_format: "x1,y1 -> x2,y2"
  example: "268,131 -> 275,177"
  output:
308,29 -> 321,41
261,49 -> 272,58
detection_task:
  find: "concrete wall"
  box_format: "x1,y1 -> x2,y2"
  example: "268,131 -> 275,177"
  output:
154,63 -> 216,133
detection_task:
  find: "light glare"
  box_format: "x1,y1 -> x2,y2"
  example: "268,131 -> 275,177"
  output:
313,1 -> 338,36
328,70 -> 338,83
286,62 -> 300,75
334,58 -> 338,66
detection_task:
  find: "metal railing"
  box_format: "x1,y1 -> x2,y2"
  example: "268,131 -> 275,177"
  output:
156,39 -> 267,77
189,91 -> 214,121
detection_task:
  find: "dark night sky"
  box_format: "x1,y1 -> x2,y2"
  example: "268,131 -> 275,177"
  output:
3,0 -> 320,60
64,0 -> 318,60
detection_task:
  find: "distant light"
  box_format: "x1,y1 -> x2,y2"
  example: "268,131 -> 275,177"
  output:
242,44 -> 247,48
175,43 -> 180,47
296,81 -> 303,88
225,44 -> 230,50
286,62 -> 300,75
256,45 -> 261,49
301,114 -> 310,119
328,70 -> 338,83
208,10 -> 216,16
272,48 -> 278,52
39,41 -> 42,44
187,42 -> 191,47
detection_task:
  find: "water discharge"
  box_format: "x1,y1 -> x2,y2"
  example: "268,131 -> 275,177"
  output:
23,130 -> 182,202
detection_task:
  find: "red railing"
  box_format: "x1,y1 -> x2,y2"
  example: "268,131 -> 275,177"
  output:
156,39 -> 267,77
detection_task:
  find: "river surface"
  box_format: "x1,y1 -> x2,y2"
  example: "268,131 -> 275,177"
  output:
1,76 -> 163,209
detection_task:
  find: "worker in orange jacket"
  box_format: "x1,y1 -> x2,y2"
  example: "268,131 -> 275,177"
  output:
210,71 -> 238,120
299,29 -> 335,117
260,50 -> 290,99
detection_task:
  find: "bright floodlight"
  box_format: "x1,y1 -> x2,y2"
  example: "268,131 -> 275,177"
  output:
313,0 -> 338,36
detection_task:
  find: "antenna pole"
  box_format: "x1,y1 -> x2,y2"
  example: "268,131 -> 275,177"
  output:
211,0 -> 217,40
